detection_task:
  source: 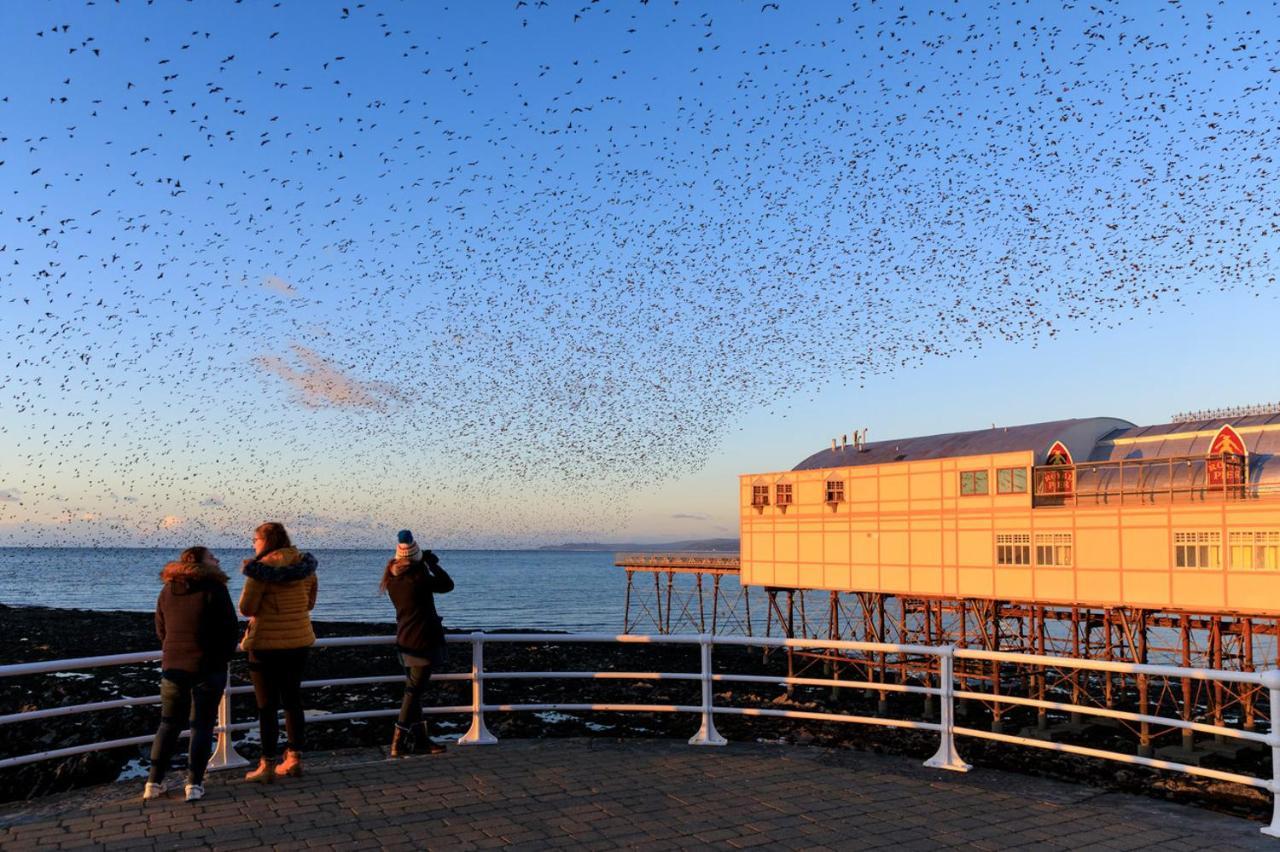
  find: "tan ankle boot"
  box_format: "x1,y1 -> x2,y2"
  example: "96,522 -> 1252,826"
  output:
244,758 -> 274,784
277,748 -> 303,777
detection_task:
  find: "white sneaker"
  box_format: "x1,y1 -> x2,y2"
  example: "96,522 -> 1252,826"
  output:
184,783 -> 205,802
142,780 -> 170,800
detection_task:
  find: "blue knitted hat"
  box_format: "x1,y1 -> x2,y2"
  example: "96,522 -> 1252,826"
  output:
397,529 -> 414,545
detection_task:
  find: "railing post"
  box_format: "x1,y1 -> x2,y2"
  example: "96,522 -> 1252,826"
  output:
207,663 -> 249,772
458,632 -> 497,745
689,634 -> 727,746
1261,672 -> 1280,838
924,647 -> 970,773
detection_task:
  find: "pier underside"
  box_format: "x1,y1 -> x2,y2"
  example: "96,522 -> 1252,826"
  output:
617,557 -> 1275,759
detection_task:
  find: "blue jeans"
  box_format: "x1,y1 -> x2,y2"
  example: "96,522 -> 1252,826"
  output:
149,669 -> 227,785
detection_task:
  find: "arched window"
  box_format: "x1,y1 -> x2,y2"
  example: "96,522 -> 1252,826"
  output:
1206,425 -> 1247,490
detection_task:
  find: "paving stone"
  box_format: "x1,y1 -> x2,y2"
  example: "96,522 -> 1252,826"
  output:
0,740 -> 1267,850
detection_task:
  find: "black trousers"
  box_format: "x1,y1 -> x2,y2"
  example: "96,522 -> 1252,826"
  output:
148,669 -> 227,785
398,664 -> 432,727
248,647 -> 309,758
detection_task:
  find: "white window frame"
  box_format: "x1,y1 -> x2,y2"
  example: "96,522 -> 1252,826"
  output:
1034,532 -> 1073,567
1228,530 -> 1280,570
996,533 -> 1031,566
1174,531 -> 1221,570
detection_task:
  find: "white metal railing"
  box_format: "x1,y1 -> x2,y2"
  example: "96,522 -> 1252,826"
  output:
0,632 -> 1277,837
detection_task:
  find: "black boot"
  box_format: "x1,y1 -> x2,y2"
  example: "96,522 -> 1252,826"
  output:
390,723 -> 413,758
416,721 -> 446,755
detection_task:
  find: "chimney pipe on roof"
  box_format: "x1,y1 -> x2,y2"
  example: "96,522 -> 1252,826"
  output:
831,438 -> 838,452
841,434 -> 848,450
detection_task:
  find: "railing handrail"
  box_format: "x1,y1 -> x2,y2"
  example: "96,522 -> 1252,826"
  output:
2,630 -> 1278,837
2,631 -> 1267,687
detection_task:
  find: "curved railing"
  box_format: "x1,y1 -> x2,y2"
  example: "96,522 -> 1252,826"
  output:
1,633 -> 1277,837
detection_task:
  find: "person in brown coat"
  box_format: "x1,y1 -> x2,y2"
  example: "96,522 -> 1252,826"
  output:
145,547 -> 238,803
239,521 -> 318,783
381,529 -> 453,757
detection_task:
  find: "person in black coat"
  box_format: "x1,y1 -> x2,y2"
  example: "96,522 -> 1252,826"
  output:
380,529 -> 454,756
146,546 -> 238,802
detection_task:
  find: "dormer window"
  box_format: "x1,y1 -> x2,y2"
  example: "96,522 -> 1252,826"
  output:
751,485 -> 770,507
825,480 -> 844,503
775,484 -> 793,506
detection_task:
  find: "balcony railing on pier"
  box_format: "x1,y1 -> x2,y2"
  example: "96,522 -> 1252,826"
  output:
613,553 -> 740,573
1,633 -> 1278,838
1032,452 -> 1280,507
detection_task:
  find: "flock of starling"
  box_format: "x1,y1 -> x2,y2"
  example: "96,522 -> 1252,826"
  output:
1,1 -> 1277,546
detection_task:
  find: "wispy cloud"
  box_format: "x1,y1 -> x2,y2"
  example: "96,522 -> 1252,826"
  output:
254,344 -> 402,410
200,495 -> 227,508
0,489 -> 21,504
262,275 -> 300,298
671,512 -> 711,521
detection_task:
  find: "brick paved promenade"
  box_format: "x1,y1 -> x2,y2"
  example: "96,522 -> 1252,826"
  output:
0,739 -> 1268,850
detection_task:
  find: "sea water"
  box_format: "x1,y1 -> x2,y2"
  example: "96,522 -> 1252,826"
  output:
0,548 -> 684,633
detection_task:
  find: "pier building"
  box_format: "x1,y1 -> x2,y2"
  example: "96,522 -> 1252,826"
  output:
734,411 -> 1280,756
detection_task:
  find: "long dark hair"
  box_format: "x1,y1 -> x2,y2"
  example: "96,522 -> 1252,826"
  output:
254,521 -> 292,555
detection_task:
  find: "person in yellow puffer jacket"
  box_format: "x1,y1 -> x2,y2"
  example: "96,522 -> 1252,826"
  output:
239,521 -> 318,783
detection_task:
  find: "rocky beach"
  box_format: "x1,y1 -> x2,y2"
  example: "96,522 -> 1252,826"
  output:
0,603 -> 1269,826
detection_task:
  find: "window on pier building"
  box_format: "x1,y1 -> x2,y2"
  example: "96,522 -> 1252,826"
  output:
751,485 -> 770,507
825,480 -> 845,503
1174,531 -> 1221,569
775,483 -> 793,506
1229,531 -> 1280,570
1035,533 -> 1073,566
996,533 -> 1031,566
997,467 -> 1028,494
960,470 -> 989,496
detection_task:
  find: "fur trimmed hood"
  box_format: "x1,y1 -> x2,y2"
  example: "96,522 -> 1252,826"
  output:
243,547 -> 318,583
160,560 -> 230,593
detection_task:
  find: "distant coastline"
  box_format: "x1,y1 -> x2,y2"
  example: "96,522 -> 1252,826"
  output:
536,538 -> 739,552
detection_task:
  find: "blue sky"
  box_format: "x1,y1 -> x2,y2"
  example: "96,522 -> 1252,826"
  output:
1,1 -> 1277,548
